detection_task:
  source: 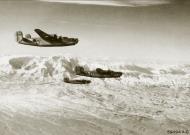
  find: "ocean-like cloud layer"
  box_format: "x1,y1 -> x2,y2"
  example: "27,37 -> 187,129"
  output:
39,0 -> 172,7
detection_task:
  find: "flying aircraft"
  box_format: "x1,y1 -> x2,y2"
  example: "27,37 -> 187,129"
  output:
16,29 -> 79,47
75,66 -> 123,78
64,77 -> 91,84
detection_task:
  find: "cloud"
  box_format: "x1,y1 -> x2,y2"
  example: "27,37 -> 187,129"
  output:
125,0 -> 170,6
39,0 -> 172,7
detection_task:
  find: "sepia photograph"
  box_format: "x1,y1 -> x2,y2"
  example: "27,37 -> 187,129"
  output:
0,0 -> 190,135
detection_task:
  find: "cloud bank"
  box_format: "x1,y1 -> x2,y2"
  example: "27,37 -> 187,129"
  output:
39,0 -> 172,7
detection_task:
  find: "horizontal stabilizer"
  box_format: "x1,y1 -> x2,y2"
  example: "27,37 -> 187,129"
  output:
22,38 -> 34,44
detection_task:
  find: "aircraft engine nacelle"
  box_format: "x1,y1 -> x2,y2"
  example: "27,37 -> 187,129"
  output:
16,31 -> 23,43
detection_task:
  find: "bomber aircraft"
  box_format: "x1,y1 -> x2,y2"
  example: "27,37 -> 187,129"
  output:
75,66 -> 123,78
16,29 -> 79,47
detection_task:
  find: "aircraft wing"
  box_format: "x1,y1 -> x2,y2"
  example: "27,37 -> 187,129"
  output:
34,29 -> 57,43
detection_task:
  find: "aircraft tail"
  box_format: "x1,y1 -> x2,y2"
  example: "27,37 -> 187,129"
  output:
16,31 -> 23,43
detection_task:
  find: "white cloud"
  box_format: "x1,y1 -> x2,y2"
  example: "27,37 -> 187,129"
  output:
127,0 -> 170,6
39,0 -> 129,6
39,0 -> 171,7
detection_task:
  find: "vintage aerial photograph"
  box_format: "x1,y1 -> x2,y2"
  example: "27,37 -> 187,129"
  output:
0,0 -> 190,135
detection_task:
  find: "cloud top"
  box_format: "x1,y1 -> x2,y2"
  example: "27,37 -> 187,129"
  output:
39,0 -> 171,7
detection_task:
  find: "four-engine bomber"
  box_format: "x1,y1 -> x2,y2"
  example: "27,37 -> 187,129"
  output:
16,29 -> 78,47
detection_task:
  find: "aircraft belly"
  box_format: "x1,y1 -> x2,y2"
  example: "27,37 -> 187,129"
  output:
36,38 -> 50,45
36,38 -> 68,46
76,72 -> 122,78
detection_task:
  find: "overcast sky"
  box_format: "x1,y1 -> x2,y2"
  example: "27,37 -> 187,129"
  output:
0,0 -> 189,62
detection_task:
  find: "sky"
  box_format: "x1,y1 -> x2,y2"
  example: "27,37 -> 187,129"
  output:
0,0 -> 189,62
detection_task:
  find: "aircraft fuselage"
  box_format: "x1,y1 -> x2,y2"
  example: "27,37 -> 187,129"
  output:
16,29 -> 79,47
